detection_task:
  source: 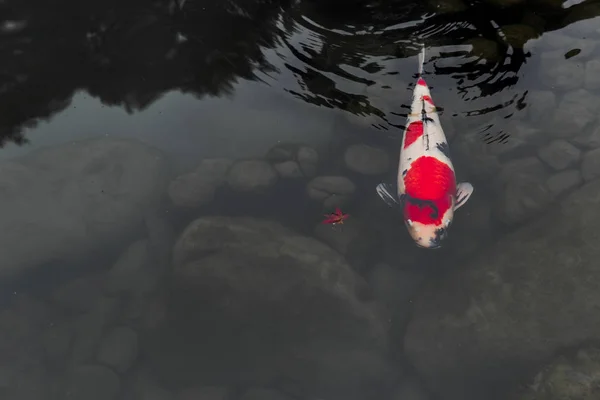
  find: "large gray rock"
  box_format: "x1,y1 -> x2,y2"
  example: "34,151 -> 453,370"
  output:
516,347 -> 600,400
0,137 -> 168,278
147,217 -> 395,400
404,179 -> 600,400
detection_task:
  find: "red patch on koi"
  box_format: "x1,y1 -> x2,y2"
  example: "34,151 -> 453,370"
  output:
417,78 -> 427,86
322,207 -> 349,225
404,121 -> 424,148
404,196 -> 452,225
402,156 -> 455,224
422,95 -> 434,106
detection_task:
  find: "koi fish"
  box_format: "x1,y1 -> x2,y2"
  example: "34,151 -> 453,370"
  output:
322,207 -> 349,225
376,44 -> 473,249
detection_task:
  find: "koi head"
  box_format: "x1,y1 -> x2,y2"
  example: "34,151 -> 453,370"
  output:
402,196 -> 453,249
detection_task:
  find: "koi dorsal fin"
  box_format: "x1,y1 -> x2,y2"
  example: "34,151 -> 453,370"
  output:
418,43 -> 426,76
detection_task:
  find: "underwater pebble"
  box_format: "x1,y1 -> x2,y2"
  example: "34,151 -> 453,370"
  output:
581,148 -> 600,181
344,144 -> 390,175
573,123 -> 600,149
273,160 -> 303,178
227,160 -> 278,192
546,169 -> 582,196
97,326 -> 139,374
537,140 -> 581,171
297,146 -> 319,177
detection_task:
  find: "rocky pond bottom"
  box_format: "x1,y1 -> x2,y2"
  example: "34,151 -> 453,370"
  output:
1,136 -> 599,400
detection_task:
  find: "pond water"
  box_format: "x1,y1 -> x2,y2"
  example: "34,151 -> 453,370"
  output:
2,0 -> 600,399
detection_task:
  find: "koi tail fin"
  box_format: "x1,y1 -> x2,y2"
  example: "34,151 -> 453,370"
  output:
418,43 -> 425,76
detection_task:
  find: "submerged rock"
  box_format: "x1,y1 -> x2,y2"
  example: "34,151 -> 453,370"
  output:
550,89 -> 599,138
584,59 -> 600,91
63,365 -> 120,400
147,217 -> 394,400
178,386 -> 229,400
344,144 -> 391,175
404,179 -> 600,400
539,51 -> 584,91
227,159 -> 278,192
492,157 -> 552,226
581,148 -> 600,181
545,169 -> 582,196
0,137 -> 168,279
265,143 -> 319,178
313,216 -> 379,271
96,326 -> 139,374
306,176 -> 356,209
525,90 -> 556,123
240,387 -> 292,400
516,348 -> 600,400
537,139 -> 581,171
168,157 -> 233,207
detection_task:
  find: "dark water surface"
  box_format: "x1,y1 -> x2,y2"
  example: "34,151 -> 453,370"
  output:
2,0 -> 600,399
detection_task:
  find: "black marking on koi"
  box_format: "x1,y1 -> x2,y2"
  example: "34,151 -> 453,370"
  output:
436,142 -> 450,158
402,169 -> 407,176
404,193 -> 439,219
421,98 -> 430,151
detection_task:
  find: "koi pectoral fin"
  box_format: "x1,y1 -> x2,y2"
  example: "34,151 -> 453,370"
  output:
455,182 -> 474,210
376,183 -> 400,208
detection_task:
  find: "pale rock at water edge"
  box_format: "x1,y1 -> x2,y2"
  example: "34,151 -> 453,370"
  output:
537,139 -> 581,171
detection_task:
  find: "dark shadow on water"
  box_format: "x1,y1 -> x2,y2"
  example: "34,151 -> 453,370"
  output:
1,0 -> 600,147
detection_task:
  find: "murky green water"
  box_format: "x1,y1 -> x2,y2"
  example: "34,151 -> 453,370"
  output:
2,0 -> 600,399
